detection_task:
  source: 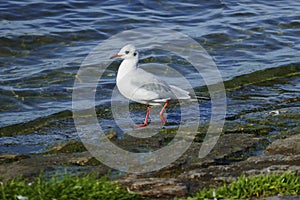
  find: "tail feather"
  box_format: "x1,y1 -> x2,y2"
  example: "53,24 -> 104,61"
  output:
170,85 -> 210,101
170,85 -> 190,100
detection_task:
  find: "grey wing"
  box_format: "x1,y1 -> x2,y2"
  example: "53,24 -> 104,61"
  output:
169,85 -> 190,100
130,69 -> 176,103
130,68 -> 190,103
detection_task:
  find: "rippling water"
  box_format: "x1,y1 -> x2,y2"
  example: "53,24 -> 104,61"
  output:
0,0 -> 300,153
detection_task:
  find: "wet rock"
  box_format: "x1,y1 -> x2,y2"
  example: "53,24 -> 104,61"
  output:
180,153 -> 300,194
178,132 -> 300,194
153,133 -> 262,180
245,165 -> 300,176
67,151 -> 101,166
106,131 -> 118,140
245,154 -> 300,166
190,134 -> 263,167
118,175 -> 187,198
0,152 -> 106,182
240,154 -> 300,177
265,134 -> 300,156
48,139 -> 86,153
0,154 -> 29,164
0,159 -> 54,182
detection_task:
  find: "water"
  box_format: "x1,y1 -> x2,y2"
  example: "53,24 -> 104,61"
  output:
0,0 -> 300,154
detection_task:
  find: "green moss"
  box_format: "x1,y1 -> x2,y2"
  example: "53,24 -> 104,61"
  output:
183,173 -> 300,199
223,64 -> 300,91
0,110 -> 72,137
48,140 -> 87,153
0,174 -> 136,200
224,124 -> 273,136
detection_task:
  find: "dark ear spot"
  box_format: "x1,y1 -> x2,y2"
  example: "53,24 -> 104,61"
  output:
133,52 -> 137,56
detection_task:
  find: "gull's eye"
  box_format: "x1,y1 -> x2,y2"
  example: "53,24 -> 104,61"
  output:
125,50 -> 129,54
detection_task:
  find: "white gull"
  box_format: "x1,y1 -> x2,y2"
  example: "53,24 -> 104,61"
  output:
111,44 -> 192,127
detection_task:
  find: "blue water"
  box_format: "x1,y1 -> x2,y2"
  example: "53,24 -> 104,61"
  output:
0,0 -> 300,153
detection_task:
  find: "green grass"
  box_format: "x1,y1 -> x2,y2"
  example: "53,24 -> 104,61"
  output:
0,174 -> 136,200
185,172 -> 300,199
1,172 -> 299,200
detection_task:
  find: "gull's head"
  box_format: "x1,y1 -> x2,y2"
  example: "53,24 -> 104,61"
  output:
111,44 -> 138,60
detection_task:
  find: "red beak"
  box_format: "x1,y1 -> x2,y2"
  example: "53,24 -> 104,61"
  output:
110,54 -> 121,59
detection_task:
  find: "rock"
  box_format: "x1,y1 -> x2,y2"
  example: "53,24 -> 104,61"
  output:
180,154 -> 300,195
0,154 -> 29,164
0,152 -> 107,182
67,151 -> 101,166
106,131 -> 117,140
48,139 -> 86,153
245,165 -> 300,177
187,134 -> 263,168
118,176 -> 187,198
206,134 -> 262,160
245,154 -> 300,166
265,134 -> 300,156
0,160 -> 54,183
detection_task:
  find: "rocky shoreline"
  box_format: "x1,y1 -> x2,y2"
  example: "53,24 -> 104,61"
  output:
0,65 -> 299,199
0,131 -> 299,199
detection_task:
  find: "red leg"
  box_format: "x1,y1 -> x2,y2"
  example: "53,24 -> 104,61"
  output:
134,105 -> 151,128
159,100 -> 169,126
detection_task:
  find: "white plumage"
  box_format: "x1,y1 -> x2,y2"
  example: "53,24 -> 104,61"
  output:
111,44 -> 192,127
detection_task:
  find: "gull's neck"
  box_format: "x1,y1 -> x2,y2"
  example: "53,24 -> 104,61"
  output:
116,57 -> 138,84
